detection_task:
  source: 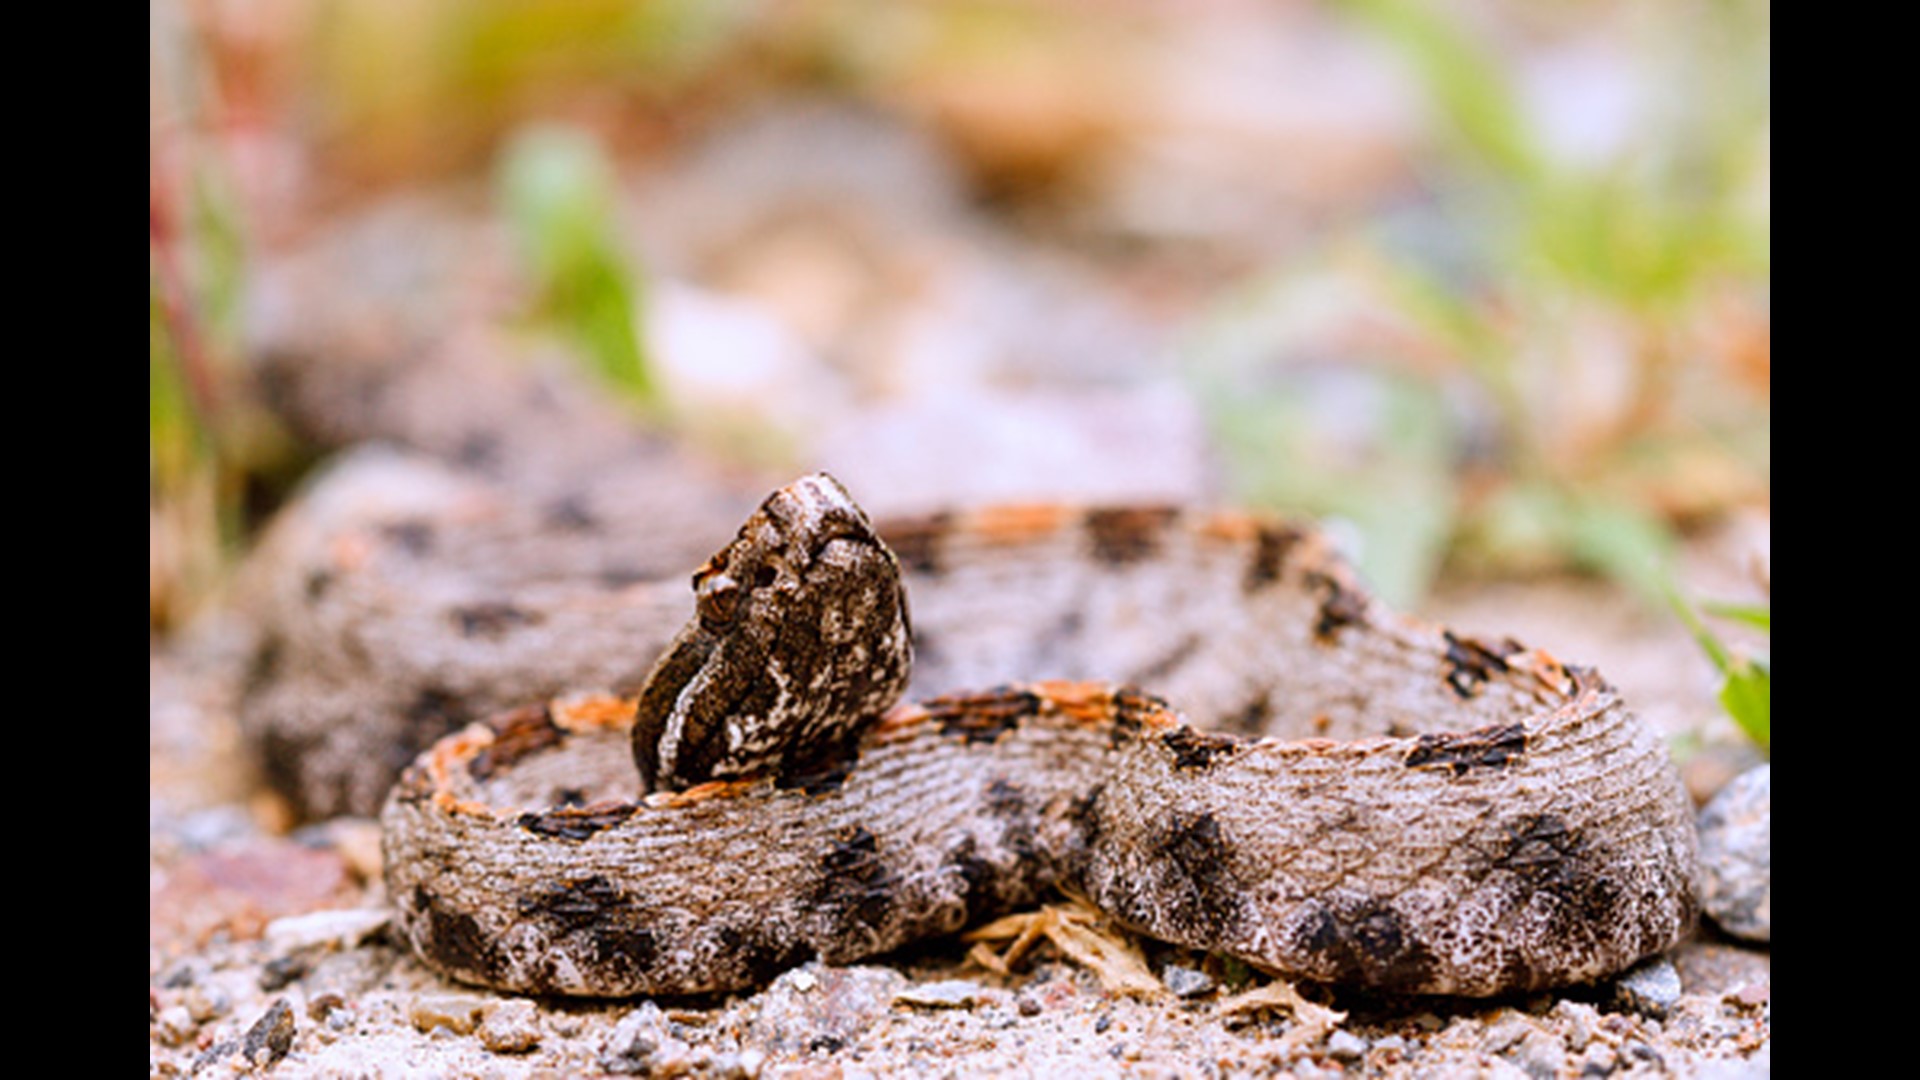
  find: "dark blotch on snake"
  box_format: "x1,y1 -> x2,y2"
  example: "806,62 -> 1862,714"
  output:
517,805 -> 637,841
1130,632 -> 1203,687
933,688 -> 1043,744
467,703 -> 558,780
720,926 -> 814,987
1159,726 -> 1240,770
1307,571 -> 1369,641
379,519 -> 436,556
1150,811 -> 1248,943
943,838 -> 999,919
1442,630 -> 1525,699
984,777 -> 1041,864
517,877 -> 661,985
1404,721 -> 1528,776
1243,522 -> 1303,593
541,494 -> 598,531
1086,507 -> 1180,565
812,826 -> 900,940
883,512 -> 951,577
414,885 -> 507,987
1496,814 -> 1629,937
1294,900 -> 1439,989
1229,692 -> 1274,736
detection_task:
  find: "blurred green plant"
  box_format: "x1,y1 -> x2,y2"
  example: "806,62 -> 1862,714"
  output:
1348,0 -> 1769,528
1670,589 -> 1769,752
1197,0 -> 1767,606
151,117 -> 257,629
498,125 -> 658,408
1201,358 -> 1458,608
308,0 -> 766,185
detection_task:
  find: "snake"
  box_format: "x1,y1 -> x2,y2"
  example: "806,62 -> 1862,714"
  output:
373,471 -> 1698,999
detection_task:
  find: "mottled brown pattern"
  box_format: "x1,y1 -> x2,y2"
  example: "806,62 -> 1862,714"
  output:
1442,630 -> 1527,698
880,512 -> 952,576
1403,721 -> 1529,775
1243,521 -> 1304,593
467,705 -> 560,780
1085,507 -> 1181,565
374,474 -> 1699,999
629,476 -> 911,793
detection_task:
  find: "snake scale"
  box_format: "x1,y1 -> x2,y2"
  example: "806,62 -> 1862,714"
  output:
246,454 -> 1696,999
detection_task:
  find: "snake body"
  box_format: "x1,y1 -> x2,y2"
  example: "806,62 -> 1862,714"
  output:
372,472 -> 1698,998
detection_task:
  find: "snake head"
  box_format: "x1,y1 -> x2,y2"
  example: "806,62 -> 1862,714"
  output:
631,474 -> 913,792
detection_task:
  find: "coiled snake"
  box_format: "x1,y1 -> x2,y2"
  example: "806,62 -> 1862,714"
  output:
375,472 -> 1697,998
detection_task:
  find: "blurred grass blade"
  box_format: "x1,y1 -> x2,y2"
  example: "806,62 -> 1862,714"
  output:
1668,583 -> 1769,753
1337,0 -> 1538,181
499,124 -> 656,406
1563,497 -> 1677,608
1718,655 -> 1769,752
1665,579 -> 1730,672
1202,363 -> 1459,608
1703,600 -> 1770,632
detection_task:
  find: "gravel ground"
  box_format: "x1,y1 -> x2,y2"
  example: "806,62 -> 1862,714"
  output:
150,562 -> 1770,1078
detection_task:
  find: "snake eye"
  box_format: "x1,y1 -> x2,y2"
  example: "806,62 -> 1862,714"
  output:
696,574 -> 741,630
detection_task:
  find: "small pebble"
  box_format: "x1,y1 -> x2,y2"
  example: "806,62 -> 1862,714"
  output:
479,999 -> 541,1054
709,1048 -> 764,1079
601,1002 -> 693,1076
1611,956 -> 1682,1019
1552,1000 -> 1599,1049
152,1005 -> 197,1048
1578,1043 -> 1619,1076
893,980 -> 985,1009
1679,742 -> 1765,807
160,965 -> 197,990
410,993 -> 486,1035
1325,1030 -> 1367,1061
1289,1060 -> 1345,1080
1159,964 -> 1216,999
747,964 -> 904,1056
190,1040 -> 237,1073
1513,1029 -> 1565,1079
184,985 -> 229,1024
264,908 -> 391,953
260,951 -> 314,992
1483,1010 -> 1534,1054
1697,764 -> 1771,942
242,999 -> 295,1069
1624,1041 -> 1666,1069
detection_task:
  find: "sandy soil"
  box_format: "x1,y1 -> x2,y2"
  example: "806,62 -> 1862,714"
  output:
150,540 -> 1769,1077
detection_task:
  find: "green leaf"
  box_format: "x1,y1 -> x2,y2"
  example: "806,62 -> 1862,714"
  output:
1666,583 -> 1769,754
1717,656 -> 1769,752
1337,0 -> 1538,181
499,124 -> 656,406
1198,364 -> 1460,608
1562,499 -> 1677,608
1704,600 -> 1770,633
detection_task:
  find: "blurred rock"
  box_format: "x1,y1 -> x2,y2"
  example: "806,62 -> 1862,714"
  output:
1698,764 -> 1771,942
1611,956 -> 1682,1018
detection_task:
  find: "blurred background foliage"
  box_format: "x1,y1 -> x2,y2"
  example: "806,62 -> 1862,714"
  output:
151,0 -> 1768,638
